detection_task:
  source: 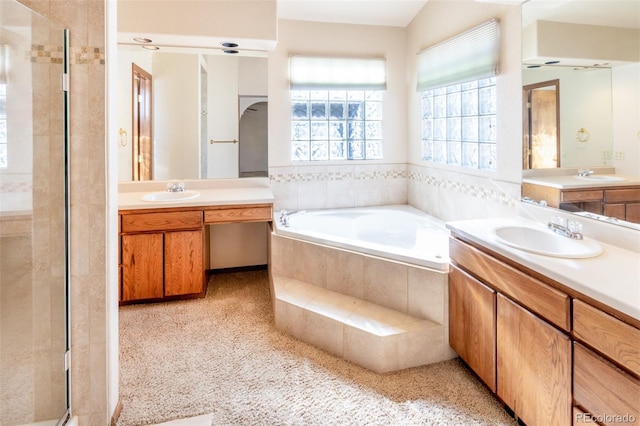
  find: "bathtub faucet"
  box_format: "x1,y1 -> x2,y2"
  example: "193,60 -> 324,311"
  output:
279,210 -> 306,227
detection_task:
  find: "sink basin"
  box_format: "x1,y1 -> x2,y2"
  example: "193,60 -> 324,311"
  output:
492,226 -> 602,258
140,190 -> 200,202
575,175 -> 627,182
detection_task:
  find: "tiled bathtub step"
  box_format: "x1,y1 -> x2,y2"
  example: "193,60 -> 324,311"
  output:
272,274 -> 446,373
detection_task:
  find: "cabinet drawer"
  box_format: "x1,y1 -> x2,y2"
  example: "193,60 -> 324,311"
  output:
561,190 -> 603,203
605,188 -> 640,203
122,210 -> 203,233
574,343 -> 640,425
449,238 -> 570,331
204,205 -> 272,224
573,299 -> 640,377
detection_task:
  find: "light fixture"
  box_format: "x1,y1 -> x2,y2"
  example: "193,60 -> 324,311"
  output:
133,37 -> 153,44
224,49 -> 239,54
221,42 -> 238,48
142,45 -> 160,51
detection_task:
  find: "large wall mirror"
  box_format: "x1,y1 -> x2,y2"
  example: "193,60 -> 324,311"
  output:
117,45 -> 268,182
521,0 -> 640,228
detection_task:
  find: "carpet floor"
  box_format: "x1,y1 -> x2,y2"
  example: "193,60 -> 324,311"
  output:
118,270 -> 516,426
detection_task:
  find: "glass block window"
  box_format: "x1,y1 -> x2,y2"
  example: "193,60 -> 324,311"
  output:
0,84 -> 6,168
421,77 -> 496,170
291,90 -> 383,161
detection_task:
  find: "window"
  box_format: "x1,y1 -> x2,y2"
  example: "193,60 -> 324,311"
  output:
417,19 -> 500,170
289,56 -> 386,161
291,90 -> 383,161
421,77 -> 496,169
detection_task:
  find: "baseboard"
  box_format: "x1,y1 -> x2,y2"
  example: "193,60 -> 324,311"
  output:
210,264 -> 268,274
110,399 -> 123,426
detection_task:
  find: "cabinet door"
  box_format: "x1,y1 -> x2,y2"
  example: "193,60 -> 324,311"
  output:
573,343 -> 640,426
604,203 -> 626,221
449,265 -> 497,392
497,294 -> 571,426
164,230 -> 204,297
122,233 -> 164,301
626,203 -> 640,223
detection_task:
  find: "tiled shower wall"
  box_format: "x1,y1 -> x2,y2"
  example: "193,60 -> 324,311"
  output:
18,0 -> 109,424
269,163 -> 521,221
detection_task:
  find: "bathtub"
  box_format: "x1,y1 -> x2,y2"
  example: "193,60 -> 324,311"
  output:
273,204 -> 450,271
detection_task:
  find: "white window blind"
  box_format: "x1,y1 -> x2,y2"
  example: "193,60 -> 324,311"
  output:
416,19 -> 500,91
290,56 -> 387,90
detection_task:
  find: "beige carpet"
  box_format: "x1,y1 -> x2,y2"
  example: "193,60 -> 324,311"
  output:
118,270 -> 516,426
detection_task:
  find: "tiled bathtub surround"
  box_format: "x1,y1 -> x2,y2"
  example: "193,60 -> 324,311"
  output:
270,233 -> 454,373
269,163 -> 407,211
269,163 -> 520,222
407,164 -> 521,221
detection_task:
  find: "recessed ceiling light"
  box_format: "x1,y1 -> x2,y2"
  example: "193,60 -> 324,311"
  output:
221,42 -> 238,48
224,49 -> 239,54
142,45 -> 160,51
133,37 -> 153,44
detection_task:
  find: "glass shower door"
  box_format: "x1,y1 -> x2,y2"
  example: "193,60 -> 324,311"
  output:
0,1 -> 70,424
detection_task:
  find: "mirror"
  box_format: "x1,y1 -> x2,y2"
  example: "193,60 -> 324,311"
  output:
521,0 -> 640,229
522,66 -> 613,169
116,46 -> 268,182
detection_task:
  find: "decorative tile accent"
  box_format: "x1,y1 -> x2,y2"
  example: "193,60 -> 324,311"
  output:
30,45 -> 105,65
408,166 -> 518,207
270,167 -> 407,183
0,181 -> 32,192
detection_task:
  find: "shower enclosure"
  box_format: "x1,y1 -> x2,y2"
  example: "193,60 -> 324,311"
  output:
0,1 -> 70,425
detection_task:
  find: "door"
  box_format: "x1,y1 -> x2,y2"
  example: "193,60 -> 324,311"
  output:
164,230 -> 204,296
497,294 -> 571,426
132,63 -> 153,180
523,79 -> 560,169
449,265 -> 497,391
121,233 -> 164,301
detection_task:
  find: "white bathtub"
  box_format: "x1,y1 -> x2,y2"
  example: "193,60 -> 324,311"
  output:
274,205 -> 450,271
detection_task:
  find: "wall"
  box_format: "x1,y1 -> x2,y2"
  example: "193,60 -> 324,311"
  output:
17,0 -> 113,424
207,55 -> 239,178
612,62 -> 640,176
153,53 -> 200,180
268,19 -> 409,212
522,66 -> 613,168
405,0 -> 522,221
117,50 -> 200,181
117,0 -> 277,50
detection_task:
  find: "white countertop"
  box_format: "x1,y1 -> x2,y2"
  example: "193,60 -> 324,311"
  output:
522,174 -> 640,189
118,187 -> 274,210
446,216 -> 640,321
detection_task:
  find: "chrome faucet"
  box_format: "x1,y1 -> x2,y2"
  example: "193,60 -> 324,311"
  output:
577,169 -> 594,177
548,216 -> 583,240
166,182 -> 185,192
279,210 -> 306,227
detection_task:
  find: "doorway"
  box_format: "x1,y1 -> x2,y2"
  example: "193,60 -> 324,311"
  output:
132,63 -> 153,180
523,79 -> 560,169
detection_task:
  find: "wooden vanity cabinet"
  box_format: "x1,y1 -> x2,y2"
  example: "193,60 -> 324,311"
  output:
449,234 -> 640,426
522,183 -> 640,223
449,237 -> 572,426
119,210 -> 204,303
